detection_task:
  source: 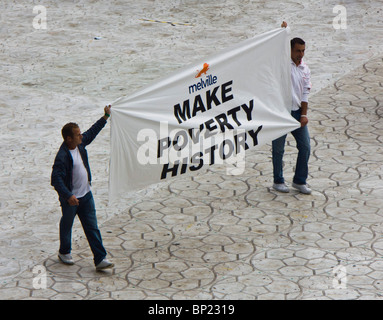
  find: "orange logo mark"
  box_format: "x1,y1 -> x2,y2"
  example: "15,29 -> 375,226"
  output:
195,63 -> 210,78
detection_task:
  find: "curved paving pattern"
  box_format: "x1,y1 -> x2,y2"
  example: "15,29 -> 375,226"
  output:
1,0 -> 383,300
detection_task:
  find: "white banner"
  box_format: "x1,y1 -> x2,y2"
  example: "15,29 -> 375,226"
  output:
109,27 -> 299,199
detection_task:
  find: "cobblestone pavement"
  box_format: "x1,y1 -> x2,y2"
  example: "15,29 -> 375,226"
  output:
0,0 -> 383,300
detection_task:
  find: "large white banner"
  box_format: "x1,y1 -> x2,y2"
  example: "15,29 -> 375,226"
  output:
109,27 -> 299,199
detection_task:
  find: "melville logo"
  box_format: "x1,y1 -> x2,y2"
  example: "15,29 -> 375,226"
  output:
189,62 -> 218,94
195,63 -> 210,78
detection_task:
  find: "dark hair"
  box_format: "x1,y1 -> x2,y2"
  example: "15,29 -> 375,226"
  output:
291,37 -> 305,49
61,122 -> 79,141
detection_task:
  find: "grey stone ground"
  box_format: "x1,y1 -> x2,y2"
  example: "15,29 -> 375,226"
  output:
0,0 -> 383,300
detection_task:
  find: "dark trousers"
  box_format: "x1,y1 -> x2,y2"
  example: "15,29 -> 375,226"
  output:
272,109 -> 311,185
59,191 -> 106,265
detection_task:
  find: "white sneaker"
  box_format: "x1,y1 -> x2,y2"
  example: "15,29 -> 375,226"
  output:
58,253 -> 74,265
292,182 -> 312,194
96,259 -> 114,271
272,183 -> 290,193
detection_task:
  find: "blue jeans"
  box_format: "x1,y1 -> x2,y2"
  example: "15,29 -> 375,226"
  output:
272,109 -> 310,185
59,191 -> 106,265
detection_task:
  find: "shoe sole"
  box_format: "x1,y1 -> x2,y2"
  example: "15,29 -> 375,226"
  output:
96,263 -> 114,271
273,188 -> 290,193
296,190 -> 312,195
272,185 -> 290,193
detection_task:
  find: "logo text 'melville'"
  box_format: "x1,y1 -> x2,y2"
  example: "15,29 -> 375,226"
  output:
189,74 -> 218,94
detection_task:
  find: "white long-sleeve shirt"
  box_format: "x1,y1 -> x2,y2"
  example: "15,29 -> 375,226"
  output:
291,59 -> 311,111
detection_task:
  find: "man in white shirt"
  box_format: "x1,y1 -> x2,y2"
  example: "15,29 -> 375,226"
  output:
51,105 -> 114,270
272,22 -> 312,194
